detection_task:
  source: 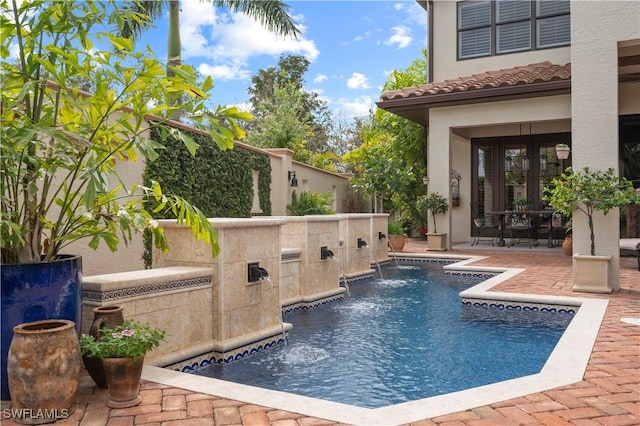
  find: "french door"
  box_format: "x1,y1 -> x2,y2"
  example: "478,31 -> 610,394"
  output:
472,133 -> 571,215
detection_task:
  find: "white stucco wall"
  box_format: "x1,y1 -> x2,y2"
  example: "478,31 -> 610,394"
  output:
65,156 -> 148,276
570,1 -> 640,288
266,149 -> 352,216
430,0 -> 571,82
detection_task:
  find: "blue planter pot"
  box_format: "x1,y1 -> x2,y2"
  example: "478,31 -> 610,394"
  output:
1,255 -> 82,401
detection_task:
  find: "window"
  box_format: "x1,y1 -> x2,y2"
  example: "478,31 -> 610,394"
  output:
458,0 -> 570,59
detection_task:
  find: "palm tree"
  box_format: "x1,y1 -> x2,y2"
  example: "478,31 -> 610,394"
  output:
119,0 -> 301,75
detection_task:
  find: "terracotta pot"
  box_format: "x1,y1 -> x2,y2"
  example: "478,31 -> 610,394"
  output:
562,237 -> 573,256
83,306 -> 125,388
8,319 -> 81,424
388,235 -> 406,252
102,356 -> 144,408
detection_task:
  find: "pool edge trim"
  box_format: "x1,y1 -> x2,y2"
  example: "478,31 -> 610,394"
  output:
143,254 -> 608,426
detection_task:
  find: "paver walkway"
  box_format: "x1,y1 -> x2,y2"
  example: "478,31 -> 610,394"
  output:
2,239 -> 638,426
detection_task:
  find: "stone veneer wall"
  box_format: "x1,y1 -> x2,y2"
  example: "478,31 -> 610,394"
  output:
154,218 -> 287,353
280,216 -> 345,311
371,214 -> 390,263
82,266 -> 214,365
82,214 -> 391,367
338,214 -> 376,279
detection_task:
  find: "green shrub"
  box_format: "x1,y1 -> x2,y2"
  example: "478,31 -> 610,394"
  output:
416,192 -> 449,233
388,220 -> 407,236
286,191 -> 335,216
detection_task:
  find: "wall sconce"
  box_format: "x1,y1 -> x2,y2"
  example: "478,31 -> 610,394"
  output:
505,156 -> 514,172
288,171 -> 298,187
521,156 -> 530,173
555,144 -> 570,160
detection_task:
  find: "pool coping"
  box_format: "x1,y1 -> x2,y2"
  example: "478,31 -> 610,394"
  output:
143,254 -> 608,426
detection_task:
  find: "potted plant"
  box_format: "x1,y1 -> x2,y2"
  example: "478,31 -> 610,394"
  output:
0,2 -> 247,400
544,167 -> 639,293
512,198 -> 530,211
561,221 -> 573,257
417,192 -> 449,251
387,220 -> 407,252
79,319 -> 166,408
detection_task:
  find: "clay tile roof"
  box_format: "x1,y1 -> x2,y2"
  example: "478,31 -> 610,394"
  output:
381,61 -> 571,101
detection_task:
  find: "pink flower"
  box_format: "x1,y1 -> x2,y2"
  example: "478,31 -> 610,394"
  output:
121,329 -> 135,337
112,332 -> 122,339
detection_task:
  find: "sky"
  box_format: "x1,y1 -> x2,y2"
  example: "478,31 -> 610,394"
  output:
135,0 -> 428,118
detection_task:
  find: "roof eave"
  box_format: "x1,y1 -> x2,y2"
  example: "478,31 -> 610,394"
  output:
376,80 -> 572,126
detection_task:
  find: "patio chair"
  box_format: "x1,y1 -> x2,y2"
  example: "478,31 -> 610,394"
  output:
619,238 -> 640,271
505,202 -> 538,248
470,202 -> 499,246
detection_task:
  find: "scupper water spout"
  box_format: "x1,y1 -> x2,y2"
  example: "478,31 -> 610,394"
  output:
320,246 -> 335,260
248,263 -> 269,282
378,232 -> 387,240
357,238 -> 368,249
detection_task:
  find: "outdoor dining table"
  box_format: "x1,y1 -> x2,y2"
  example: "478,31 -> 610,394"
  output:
487,210 -> 556,248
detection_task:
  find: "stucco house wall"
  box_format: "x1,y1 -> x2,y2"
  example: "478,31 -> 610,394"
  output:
570,1 -> 640,284
430,1 -> 570,81
379,0 -> 638,289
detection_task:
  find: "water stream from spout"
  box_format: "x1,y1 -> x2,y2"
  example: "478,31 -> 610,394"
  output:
387,241 -> 399,266
373,258 -> 383,279
332,257 -> 350,296
261,276 -> 274,289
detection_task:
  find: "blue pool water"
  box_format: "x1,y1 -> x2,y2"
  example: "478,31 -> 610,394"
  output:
193,263 -> 574,408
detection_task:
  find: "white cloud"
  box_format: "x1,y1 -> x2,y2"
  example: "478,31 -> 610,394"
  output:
353,30 -> 372,42
198,62 -> 250,81
233,101 -> 252,113
384,26 -> 412,49
335,96 -> 375,118
313,74 -> 328,84
178,0 -> 319,82
347,73 -> 370,90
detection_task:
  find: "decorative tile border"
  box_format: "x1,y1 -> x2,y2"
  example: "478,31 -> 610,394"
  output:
447,270 -> 498,279
344,273 -> 374,284
166,332 -> 288,372
462,298 -> 577,314
392,256 -> 457,265
282,293 -> 344,314
83,276 -> 212,303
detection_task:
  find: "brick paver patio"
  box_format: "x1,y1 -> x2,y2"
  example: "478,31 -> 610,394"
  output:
2,239 -> 638,425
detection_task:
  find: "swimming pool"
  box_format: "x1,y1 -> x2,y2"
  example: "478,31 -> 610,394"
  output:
191,262 -> 574,408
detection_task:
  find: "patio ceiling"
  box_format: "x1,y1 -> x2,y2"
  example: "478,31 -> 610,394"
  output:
619,39 -> 640,84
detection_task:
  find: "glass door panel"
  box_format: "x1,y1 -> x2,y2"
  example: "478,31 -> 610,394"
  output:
475,145 -> 495,216
538,144 -> 562,208
504,145 -> 528,208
